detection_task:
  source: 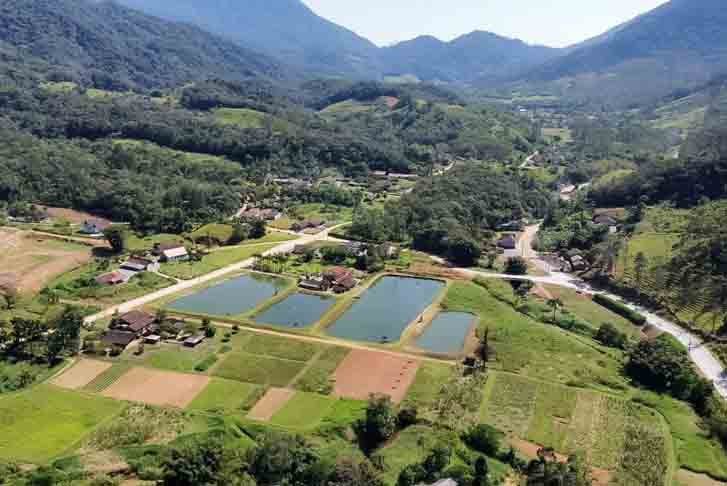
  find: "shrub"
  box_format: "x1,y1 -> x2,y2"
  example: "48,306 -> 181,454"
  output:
595,323 -> 628,349
194,355 -> 218,372
462,424 -> 503,457
593,294 -> 646,325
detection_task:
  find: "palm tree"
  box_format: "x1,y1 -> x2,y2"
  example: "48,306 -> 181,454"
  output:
547,298 -> 563,323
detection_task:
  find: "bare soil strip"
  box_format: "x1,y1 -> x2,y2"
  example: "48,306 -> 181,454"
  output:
52,359 -> 112,390
247,388 -> 296,421
333,349 -> 420,403
101,367 -> 209,408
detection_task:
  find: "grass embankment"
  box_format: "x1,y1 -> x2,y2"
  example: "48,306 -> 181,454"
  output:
269,203 -> 353,231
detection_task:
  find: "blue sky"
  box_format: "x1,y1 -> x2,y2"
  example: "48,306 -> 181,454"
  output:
301,0 -> 669,48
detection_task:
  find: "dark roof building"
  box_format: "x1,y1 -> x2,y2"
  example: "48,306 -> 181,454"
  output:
593,214 -> 618,226
497,234 -> 518,250
101,330 -> 136,348
116,310 -> 156,333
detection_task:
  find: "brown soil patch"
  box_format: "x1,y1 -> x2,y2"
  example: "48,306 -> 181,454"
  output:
531,284 -> 553,300
408,263 -> 470,280
510,438 -> 612,486
247,388 -> 296,421
52,359 -> 112,390
40,207 -> 110,225
677,469 -> 727,486
0,229 -> 92,294
101,367 -> 209,408
333,349 -> 420,403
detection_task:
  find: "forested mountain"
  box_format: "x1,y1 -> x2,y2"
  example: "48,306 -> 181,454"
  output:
382,31 -> 560,84
113,0 -> 382,78
514,0 -> 727,107
0,0 -> 286,91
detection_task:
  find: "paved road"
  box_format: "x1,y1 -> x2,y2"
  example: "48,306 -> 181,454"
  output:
84,224 -> 347,325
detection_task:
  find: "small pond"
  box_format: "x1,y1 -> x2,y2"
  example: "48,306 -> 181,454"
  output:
168,273 -> 288,316
254,293 -> 335,329
327,276 -> 445,343
415,312 -> 475,354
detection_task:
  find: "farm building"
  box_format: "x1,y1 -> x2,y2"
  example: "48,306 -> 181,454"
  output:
184,335 -> 205,347
121,257 -> 159,273
95,271 -> 131,286
241,208 -> 281,221
101,330 -> 136,350
299,276 -> 329,292
419,480 -> 458,486
112,310 -> 156,336
593,214 -> 618,226
323,267 -> 357,293
291,219 -> 326,232
161,246 -> 189,263
80,219 -> 111,236
152,241 -> 187,257
497,234 -> 518,250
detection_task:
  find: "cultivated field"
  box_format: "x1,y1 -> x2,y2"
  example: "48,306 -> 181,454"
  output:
101,367 -> 210,408
0,385 -> 124,463
481,372 -> 671,485
52,359 -> 112,390
247,387 -> 296,421
0,228 -> 92,294
333,349 -> 420,403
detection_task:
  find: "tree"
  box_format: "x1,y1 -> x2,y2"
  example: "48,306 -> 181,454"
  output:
463,424 -> 503,456
397,464 -> 426,486
328,458 -> 385,486
246,431 -> 322,486
447,235 -> 482,267
512,280 -> 534,304
248,219 -> 266,240
633,252 -> 648,291
595,323 -> 627,349
358,395 -> 397,450
505,257 -> 528,276
161,435 -> 227,486
229,223 -> 250,245
103,225 -> 129,253
423,444 -> 452,480
46,307 -> 83,364
546,298 -> 563,323
473,456 -> 490,486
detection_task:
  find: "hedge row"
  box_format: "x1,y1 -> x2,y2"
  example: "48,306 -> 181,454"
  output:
593,294 -> 647,326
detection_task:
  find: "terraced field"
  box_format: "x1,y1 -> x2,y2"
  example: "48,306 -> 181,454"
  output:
83,363 -> 132,393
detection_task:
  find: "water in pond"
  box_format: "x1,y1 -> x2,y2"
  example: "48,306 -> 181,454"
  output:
168,273 -> 287,316
415,312 -> 475,354
327,276 -> 444,343
255,293 -> 335,329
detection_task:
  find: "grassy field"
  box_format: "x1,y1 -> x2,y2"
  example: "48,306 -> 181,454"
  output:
292,346 -> 350,394
481,372 -> 671,484
269,392 -> 337,429
141,347 -> 217,373
187,378 -> 261,414
445,280 -> 627,390
243,334 -> 320,362
214,353 -> 305,387
126,233 -> 185,253
544,285 -> 641,338
214,108 -> 292,133
0,385 -> 125,463
270,203 -> 353,230
52,261 -> 174,305
541,127 -> 573,143
160,242 -> 281,279
402,361 -> 455,409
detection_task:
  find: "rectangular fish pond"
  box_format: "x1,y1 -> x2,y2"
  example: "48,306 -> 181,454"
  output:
415,312 -> 476,354
326,276 -> 445,343
167,273 -> 289,316
254,293 -> 335,329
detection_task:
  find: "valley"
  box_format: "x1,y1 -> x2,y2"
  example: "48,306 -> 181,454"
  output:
2,1 -> 727,485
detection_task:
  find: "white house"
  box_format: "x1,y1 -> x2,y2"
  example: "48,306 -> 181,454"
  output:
161,246 -> 189,262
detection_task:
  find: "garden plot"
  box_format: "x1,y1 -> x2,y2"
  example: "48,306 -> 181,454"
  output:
269,391 -> 337,429
52,359 -> 112,390
247,388 -> 296,421
101,367 -> 209,408
333,349 -> 420,403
